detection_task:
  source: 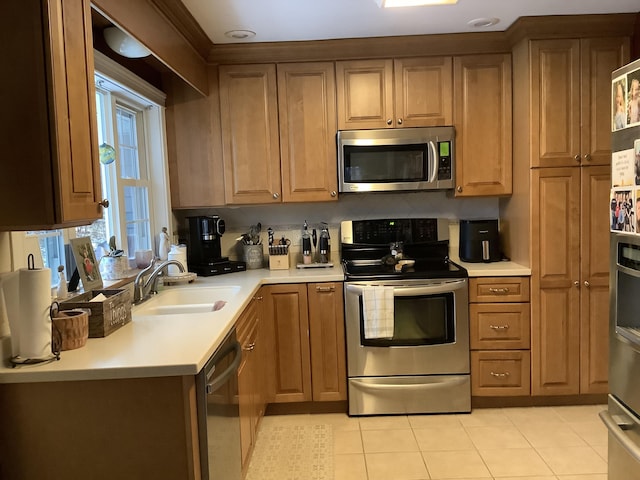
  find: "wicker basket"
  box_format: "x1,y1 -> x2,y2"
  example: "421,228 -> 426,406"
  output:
52,310 -> 89,351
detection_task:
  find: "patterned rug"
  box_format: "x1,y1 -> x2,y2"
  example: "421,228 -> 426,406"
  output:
246,423 -> 333,480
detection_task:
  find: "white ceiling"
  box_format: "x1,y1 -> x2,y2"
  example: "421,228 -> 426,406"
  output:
181,0 -> 639,44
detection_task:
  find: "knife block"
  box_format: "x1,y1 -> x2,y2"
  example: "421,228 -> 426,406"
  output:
268,245 -> 290,270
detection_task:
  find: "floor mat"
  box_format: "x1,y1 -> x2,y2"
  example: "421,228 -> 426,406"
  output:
246,423 -> 333,480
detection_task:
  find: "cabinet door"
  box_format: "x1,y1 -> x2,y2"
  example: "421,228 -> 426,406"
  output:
453,54 -> 512,196
263,284 -> 312,403
336,59 -> 394,130
165,65 -> 226,208
530,39 -> 581,168
394,57 -> 452,127
580,165 -> 611,394
219,64 -> 281,204
580,37 -> 630,166
1,0 -> 101,229
307,282 -> 347,402
531,167 -> 581,395
278,62 -> 338,202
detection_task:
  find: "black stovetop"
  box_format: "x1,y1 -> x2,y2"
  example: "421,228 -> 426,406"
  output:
342,256 -> 467,281
340,218 -> 467,281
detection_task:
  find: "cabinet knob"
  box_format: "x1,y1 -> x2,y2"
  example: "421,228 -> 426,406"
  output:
490,371 -> 510,378
574,154 -> 581,163
243,342 -> 255,351
583,153 -> 591,162
272,192 -> 280,199
330,190 -> 337,197
456,186 -> 463,193
574,281 -> 580,286
386,119 -> 392,125
99,199 -> 110,209
397,118 -> 403,125
584,281 -> 590,287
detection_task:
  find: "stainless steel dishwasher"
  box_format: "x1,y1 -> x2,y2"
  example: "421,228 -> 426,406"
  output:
196,329 -> 243,480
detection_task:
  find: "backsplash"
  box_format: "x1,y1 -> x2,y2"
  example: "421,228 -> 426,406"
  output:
174,191 -> 499,262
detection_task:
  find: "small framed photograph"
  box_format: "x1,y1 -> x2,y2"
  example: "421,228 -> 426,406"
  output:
70,237 -> 103,291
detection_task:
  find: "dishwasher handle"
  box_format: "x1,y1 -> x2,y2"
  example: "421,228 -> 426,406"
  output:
206,340 -> 242,394
600,409 -> 640,463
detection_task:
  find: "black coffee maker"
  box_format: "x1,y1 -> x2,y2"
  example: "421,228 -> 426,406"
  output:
187,216 -> 246,276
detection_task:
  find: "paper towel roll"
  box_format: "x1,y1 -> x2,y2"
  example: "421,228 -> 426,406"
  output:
18,267 -> 52,358
1,271 -> 21,357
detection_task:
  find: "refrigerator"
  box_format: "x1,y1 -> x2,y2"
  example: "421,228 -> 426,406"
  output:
601,57 -> 640,480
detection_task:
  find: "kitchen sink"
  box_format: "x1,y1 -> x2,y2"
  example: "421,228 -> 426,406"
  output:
133,285 -> 241,316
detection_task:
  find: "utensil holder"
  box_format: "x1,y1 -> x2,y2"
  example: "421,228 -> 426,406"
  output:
243,244 -> 264,270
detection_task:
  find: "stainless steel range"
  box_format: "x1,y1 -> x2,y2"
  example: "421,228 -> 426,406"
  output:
341,218 -> 470,416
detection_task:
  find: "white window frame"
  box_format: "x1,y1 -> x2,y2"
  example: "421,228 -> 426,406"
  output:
94,51 -> 172,262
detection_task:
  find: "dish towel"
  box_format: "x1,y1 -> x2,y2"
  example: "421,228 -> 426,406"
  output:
362,286 -> 395,339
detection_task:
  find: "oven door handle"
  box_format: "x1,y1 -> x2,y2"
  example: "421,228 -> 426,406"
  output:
350,376 -> 468,391
346,280 -> 466,297
599,410 -> 640,463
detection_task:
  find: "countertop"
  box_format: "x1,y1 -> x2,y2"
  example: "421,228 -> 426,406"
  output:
0,266 -> 343,384
0,258 -> 529,384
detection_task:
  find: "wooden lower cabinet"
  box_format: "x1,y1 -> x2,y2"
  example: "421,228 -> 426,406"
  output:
530,166 -> 610,396
236,293 -> 265,474
263,282 -> 346,403
471,350 -> 531,396
0,376 -> 201,480
469,277 -> 531,397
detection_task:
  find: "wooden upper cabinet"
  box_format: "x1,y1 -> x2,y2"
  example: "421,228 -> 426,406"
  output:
394,57 -> 452,127
1,0 -> 102,230
530,37 -> 629,168
219,64 -> 282,204
277,62 -> 338,202
336,57 -> 452,130
165,66 -> 226,208
453,54 -> 512,196
580,37 -> 630,166
336,59 -> 393,130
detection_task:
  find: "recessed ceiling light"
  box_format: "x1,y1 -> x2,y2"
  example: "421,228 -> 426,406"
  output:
375,0 -> 457,7
224,30 -> 256,40
467,17 -> 500,28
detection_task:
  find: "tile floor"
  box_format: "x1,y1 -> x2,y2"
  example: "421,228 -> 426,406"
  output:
254,404 -> 609,480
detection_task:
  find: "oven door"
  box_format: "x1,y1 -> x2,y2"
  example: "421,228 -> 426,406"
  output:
610,235 -> 640,417
344,278 -> 469,377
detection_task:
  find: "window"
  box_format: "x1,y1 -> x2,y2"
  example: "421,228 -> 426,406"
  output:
94,88 -> 154,259
28,230 -> 66,285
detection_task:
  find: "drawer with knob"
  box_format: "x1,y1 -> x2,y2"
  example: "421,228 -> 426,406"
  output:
471,350 -> 531,396
469,277 -> 530,303
470,303 -> 530,350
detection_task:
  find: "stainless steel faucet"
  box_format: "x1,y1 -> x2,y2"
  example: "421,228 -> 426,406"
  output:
133,259 -> 186,305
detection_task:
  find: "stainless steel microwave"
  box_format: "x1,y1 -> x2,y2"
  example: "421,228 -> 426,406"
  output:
337,126 -> 455,193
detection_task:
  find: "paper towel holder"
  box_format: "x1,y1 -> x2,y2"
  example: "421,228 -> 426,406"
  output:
9,301 -> 61,368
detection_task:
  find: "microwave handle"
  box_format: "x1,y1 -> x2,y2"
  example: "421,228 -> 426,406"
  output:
428,141 -> 438,183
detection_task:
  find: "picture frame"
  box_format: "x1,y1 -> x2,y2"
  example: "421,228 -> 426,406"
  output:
70,237 -> 103,291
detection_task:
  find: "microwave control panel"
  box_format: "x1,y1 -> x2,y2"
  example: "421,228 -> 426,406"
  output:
437,141 -> 452,181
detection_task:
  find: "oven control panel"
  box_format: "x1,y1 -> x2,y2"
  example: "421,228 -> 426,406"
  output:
341,218 -> 448,245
